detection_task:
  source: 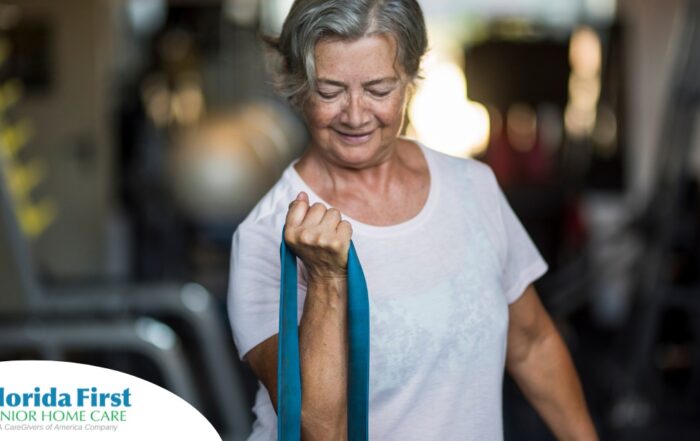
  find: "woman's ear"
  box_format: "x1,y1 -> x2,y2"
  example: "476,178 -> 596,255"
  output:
405,80 -> 417,103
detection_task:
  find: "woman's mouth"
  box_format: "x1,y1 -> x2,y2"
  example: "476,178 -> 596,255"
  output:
334,129 -> 373,144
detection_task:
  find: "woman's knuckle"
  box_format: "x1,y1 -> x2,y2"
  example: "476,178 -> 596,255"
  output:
299,230 -> 314,244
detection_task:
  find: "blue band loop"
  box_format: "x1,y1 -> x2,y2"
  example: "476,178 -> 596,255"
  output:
278,228 -> 370,441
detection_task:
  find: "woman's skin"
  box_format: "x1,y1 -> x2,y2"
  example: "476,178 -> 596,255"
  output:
295,34 -> 430,227
245,34 -> 599,441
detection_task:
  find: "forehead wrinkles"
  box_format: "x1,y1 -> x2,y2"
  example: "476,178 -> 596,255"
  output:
313,35 -> 403,83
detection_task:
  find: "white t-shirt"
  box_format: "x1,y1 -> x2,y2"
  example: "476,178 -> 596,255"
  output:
227,142 -> 548,441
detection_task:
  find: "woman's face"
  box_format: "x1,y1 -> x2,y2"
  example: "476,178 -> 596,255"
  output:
302,34 -> 409,169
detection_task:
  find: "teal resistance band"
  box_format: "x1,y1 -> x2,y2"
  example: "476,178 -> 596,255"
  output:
278,228 -> 370,441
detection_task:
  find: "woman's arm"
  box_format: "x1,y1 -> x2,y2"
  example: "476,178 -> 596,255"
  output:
506,285 -> 598,441
246,192 -> 351,441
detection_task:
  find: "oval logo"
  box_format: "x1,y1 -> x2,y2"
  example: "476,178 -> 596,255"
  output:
0,360 -> 221,440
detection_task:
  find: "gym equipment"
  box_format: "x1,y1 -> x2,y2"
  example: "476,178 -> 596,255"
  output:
168,102 -> 305,224
0,153 -> 252,440
613,0 -> 700,436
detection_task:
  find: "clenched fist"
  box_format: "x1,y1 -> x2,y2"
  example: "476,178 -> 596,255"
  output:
284,191 -> 353,281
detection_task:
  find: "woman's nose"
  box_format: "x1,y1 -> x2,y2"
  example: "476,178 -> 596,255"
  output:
340,94 -> 370,128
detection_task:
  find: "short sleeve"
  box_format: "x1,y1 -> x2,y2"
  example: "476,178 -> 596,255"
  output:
466,161 -> 548,304
493,180 -> 548,304
227,219 -> 286,360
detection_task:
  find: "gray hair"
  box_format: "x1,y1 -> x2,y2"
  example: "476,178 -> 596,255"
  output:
264,0 -> 428,108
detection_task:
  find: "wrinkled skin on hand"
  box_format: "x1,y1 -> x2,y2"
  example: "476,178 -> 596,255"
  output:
284,191 -> 353,282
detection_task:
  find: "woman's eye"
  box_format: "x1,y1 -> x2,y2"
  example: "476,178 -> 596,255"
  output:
318,90 -> 341,99
368,89 -> 392,97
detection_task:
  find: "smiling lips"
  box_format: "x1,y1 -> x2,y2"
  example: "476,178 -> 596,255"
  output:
334,129 -> 374,144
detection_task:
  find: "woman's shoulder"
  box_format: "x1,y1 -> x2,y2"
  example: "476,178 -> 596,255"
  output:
415,140 -> 498,186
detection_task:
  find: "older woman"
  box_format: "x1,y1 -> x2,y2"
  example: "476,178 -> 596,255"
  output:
228,0 -> 597,440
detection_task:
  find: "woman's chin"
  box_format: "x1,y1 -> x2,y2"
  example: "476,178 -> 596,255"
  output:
328,143 -> 383,167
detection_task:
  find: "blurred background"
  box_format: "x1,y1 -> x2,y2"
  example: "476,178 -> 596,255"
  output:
0,0 -> 699,439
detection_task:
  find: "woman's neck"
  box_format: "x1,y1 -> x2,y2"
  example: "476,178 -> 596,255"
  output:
292,138 -> 429,226
295,140 -> 411,199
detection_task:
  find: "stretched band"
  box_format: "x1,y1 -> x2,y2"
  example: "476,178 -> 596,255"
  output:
278,228 -> 370,441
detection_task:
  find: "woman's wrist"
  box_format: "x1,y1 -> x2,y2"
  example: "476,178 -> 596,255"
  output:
305,270 -> 348,307
305,265 -> 347,285
307,273 -> 347,290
